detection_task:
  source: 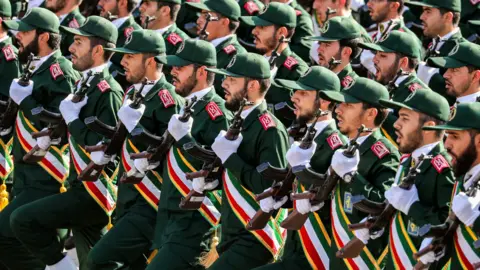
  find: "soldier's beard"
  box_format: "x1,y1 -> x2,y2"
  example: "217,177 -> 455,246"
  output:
72,53 -> 94,72
377,58 -> 400,85
18,37 -> 40,64
257,34 -> 278,55
175,71 -> 197,97
46,0 -> 66,13
453,139 -> 477,177
397,125 -> 423,154
296,105 -> 317,126
225,84 -> 248,112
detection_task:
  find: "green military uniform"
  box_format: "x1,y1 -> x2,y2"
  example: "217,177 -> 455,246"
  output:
10,17 -> 123,270
0,8 -> 80,270
146,39 -> 233,270
380,89 -> 455,269
87,29 -> 184,270
237,0 -> 264,54
59,8 -> 86,57
320,78 -> 400,269
288,0 -> 313,63
459,0 -> 480,41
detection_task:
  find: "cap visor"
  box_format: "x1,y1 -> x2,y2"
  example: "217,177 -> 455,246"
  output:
4,20 -> 34,31
276,79 -> 314,91
104,47 -> 141,54
154,55 -> 167,64
359,42 -> 394,53
60,26 -> 94,37
379,99 -> 415,112
319,90 -> 362,103
162,55 -> 194,67
206,67 -> 242,78
304,35 -> 339,42
240,16 -> 273,27
427,56 -> 465,69
185,2 -> 211,12
422,124 -> 469,131
469,20 -> 480,26
405,1 -> 437,8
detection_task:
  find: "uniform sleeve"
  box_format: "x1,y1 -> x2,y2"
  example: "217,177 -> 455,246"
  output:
0,59 -> 20,98
290,16 -> 313,62
152,105 -> 179,136
177,112 -> 231,148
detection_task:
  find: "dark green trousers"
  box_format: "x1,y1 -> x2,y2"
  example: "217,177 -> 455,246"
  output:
10,185 -> 107,270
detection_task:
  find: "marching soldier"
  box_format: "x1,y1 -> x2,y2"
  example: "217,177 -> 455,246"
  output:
86,29 -> 183,269
186,0 -> 246,98
0,7 -> 80,269
320,77 -> 400,269
137,39 -> 232,269
240,2 -> 308,126
236,0 -> 264,54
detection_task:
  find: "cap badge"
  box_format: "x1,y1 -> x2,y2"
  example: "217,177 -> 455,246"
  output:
448,42 -> 460,56
176,41 -> 186,54
125,33 -> 133,45
301,67 -> 312,78
449,105 -> 457,121
227,55 -> 236,68
404,89 -> 416,102
320,21 -> 329,34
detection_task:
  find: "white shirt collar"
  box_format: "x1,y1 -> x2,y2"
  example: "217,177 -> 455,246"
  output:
31,50 -> 58,73
155,23 -> 174,35
456,91 -> 480,104
211,34 -> 234,48
286,0 -> 294,4
395,74 -> 410,86
241,100 -> 263,119
185,86 -> 212,102
464,163 -> 480,190
310,119 -> 335,139
133,74 -> 163,97
412,141 -> 440,164
440,27 -> 460,41
81,63 -> 108,79
353,132 -> 373,146
111,16 -> 129,28
58,13 -> 68,23
0,35 -> 9,43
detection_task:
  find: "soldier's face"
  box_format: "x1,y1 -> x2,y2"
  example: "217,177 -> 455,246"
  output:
69,36 -> 95,72
291,90 -> 318,124
373,51 -> 400,84
97,0 -> 119,18
420,7 -> 447,38
317,41 -> 341,68
121,53 -> 148,84
445,130 -> 479,177
444,67 -> 477,98
196,11 -> 223,41
171,64 -> 197,97
222,76 -> 247,111
367,0 -> 391,23
45,0 -> 67,13
393,108 -> 424,153
16,30 -> 39,63
252,25 -> 278,54
139,0 -> 158,28
312,0 -> 337,23
335,102 -> 369,138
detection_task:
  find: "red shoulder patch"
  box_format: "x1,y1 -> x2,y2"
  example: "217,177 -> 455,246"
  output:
223,44 -> 236,55
398,28 -> 405,32
186,0 -> 200,2
295,10 -> 302,16
259,113 -> 276,130
167,33 -> 183,46
206,101 -> 223,120
326,133 -> 343,150
408,83 -> 422,92
97,80 -> 111,92
341,76 -> 354,88
431,154 -> 450,173
243,2 -> 260,15
283,56 -> 298,70
400,154 -> 411,163
49,63 -> 64,80
124,26 -> 134,38
158,89 -> 175,108
471,0 -> 480,5
371,141 -> 390,159
2,46 -> 16,61
68,18 -> 80,29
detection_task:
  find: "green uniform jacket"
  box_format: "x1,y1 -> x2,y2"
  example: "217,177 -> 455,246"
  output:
289,0 -> 313,63
218,101 -> 289,252
330,129 -> 400,269
460,0 -> 480,40
13,50 -> 80,192
372,19 -> 422,56
59,9 -> 86,58
236,0 -> 265,54
338,64 -> 359,91
109,16 -> 141,82
213,35 -> 246,98
116,76 -> 183,222
162,23 -> 190,55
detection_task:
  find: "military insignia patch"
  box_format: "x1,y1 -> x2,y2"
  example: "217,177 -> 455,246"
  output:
341,76 -> 354,89
2,46 -> 16,61
408,83 -> 422,92
327,133 -> 343,150
407,220 -> 419,236
283,57 -> 298,70
206,102 -> 223,120
223,44 -> 236,55
125,33 -> 133,45
432,154 -> 450,173
259,113 -> 276,130
400,154 -> 411,163
267,103 -> 274,113
244,2 -> 259,15
471,0 -> 480,5
159,89 -> 175,108
97,80 -> 111,92
49,63 -> 64,80
295,10 -> 302,16
176,42 -> 186,54
227,56 -> 236,68
124,27 -> 134,38
68,18 -> 80,29
300,67 -> 312,78
371,141 -> 390,159
186,0 -> 200,2
448,42 -> 460,56
167,33 -> 183,46
344,192 -> 353,214
449,105 -> 457,121
320,21 -> 329,34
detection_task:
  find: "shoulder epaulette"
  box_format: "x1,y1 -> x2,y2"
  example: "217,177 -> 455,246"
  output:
158,89 -> 175,108
471,0 -> 480,5
243,2 -> 259,15
326,133 -> 343,150
408,83 -> 422,92
2,46 -> 16,62
97,80 -> 111,92
124,27 -> 134,38
341,76 -> 354,88
49,63 -> 64,80
167,33 -> 183,46
371,141 -> 390,159
68,18 -> 80,28
206,101 -> 223,120
259,113 -> 276,130
283,56 -> 298,70
400,154 -> 411,163
431,154 -> 450,173
295,10 -> 302,16
223,44 -> 236,55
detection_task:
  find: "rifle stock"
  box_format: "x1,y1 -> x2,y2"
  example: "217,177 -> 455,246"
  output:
85,116 -> 116,139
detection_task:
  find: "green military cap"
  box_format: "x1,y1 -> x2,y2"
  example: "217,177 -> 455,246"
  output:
469,20 -> 480,26
0,0 -> 12,17
305,16 -> 362,42
427,42 -> 480,69
359,30 -> 421,59
423,103 -> 480,131
186,0 -> 241,21
319,77 -> 389,107
206,52 -> 270,79
276,66 -> 340,92
3,7 -> 60,33
406,0 -> 461,13
380,89 -> 450,121
156,39 -> 217,67
61,16 -> 117,44
105,29 -> 165,54
240,2 -> 296,28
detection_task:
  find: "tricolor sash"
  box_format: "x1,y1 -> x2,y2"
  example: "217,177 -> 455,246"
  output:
166,146 -> 221,226
0,137 -> 13,182
223,169 -> 287,258
121,139 -> 162,210
16,111 -> 69,184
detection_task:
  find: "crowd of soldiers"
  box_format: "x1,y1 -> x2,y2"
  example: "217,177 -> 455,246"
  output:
0,0 -> 479,269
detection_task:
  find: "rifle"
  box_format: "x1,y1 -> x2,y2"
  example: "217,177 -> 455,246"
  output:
287,120 -> 308,142
269,35 -> 290,69
0,53 -> 39,134
425,36 -> 441,59
122,96 -> 198,183
78,78 -> 154,181
198,13 -> 219,40
412,173 -> 480,270
23,71 -> 98,163
274,102 -> 295,122
142,15 -> 156,29
328,57 -> 342,70
323,7 -> 337,26
336,154 -> 432,259
280,125 -> 371,230
179,99 -> 253,210
387,69 -> 410,97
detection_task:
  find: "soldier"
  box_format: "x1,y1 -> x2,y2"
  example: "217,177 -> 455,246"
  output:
44,0 -> 86,57
86,29 -> 183,269
97,0 -> 141,89
459,0 -> 480,40
427,42 -> 480,103
0,7 -> 80,270
137,39 -> 232,269
320,77 -> 400,269
236,0 -> 265,53
186,0 -> 246,98
240,2 -> 308,126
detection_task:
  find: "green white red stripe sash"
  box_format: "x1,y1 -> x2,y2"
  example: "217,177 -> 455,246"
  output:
223,169 -> 287,258
166,146 -> 221,226
0,138 -> 13,181
121,139 -> 162,211
16,111 -> 69,184
68,135 -> 117,216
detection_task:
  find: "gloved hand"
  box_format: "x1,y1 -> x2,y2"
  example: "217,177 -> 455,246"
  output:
452,191 -> 480,226
192,177 -> 219,193
295,194 -> 324,215
259,189 -> 288,213
211,130 -> 243,163
133,158 -> 160,174
286,141 -> 317,167
353,217 -> 384,244
59,94 -> 88,124
385,184 -> 419,215
36,128 -> 61,150
331,149 -> 360,178
418,237 -> 444,265
90,150 -> 113,165
168,114 -> 193,141
117,99 -> 146,132
9,79 -> 33,105
417,62 -> 439,85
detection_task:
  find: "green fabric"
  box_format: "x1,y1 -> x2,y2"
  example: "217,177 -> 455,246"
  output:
162,23 -> 190,55
428,41 -> 480,69
0,0 -> 11,17
424,102 -> 480,131
106,29 -> 165,55
306,16 -> 363,42
4,7 -> 60,33
360,30 -> 422,59
289,0 -> 313,63
0,37 -> 20,102
59,8 -> 86,57
61,15 -> 117,44
407,0 -> 462,12
186,0 -> 241,21
276,66 -> 340,92
161,39 -> 217,67
337,64 -> 359,91
208,51 -> 270,79
321,77 -> 390,107
240,2 -> 297,28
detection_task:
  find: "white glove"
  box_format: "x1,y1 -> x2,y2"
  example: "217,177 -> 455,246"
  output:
350,0 -> 365,11
418,237 -> 444,265
90,150 -> 112,165
385,184 -> 419,215
117,99 -> 146,133
211,130 -> 243,163
286,141 -> 317,167
417,62 -> 439,85
36,128 -> 60,150
259,189 -> 288,212
353,217 -> 384,244
0,127 -> 12,136
360,49 -> 376,74
295,194 -> 324,215
133,158 -> 159,174
331,149 -> 360,178
9,79 -> 33,105
59,94 -> 88,125
452,192 -> 480,226
168,114 -> 193,141
192,177 -> 219,193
